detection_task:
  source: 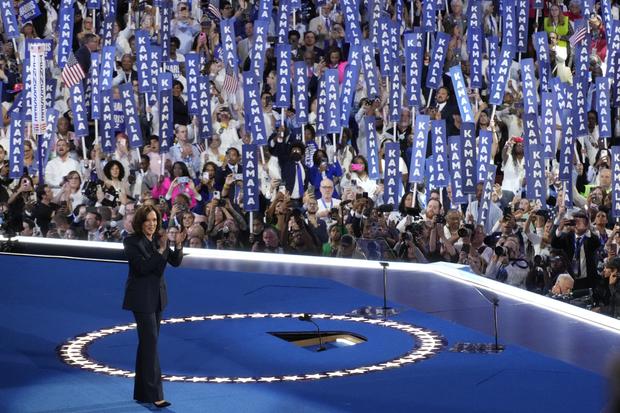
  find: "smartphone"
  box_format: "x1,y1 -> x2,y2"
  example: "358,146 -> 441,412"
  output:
351,179 -> 357,186
178,177 -> 190,184
213,191 -> 220,199
234,173 -> 243,181
202,172 -> 210,180
279,185 -> 286,194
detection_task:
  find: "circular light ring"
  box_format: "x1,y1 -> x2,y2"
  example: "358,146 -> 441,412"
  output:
58,313 -> 446,383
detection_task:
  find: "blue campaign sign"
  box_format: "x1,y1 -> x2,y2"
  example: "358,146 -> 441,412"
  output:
476,130 -> 493,183
449,65 -> 475,123
431,120 -> 449,187
185,53 -> 201,116
467,27 -> 484,89
135,30 -> 152,94
18,0 -> 41,22
558,110 -> 575,181
365,116 -> 381,180
100,91 -> 116,154
198,75 -> 212,141
520,58 -> 538,115
242,144 -> 260,211
461,122 -> 476,194
409,115 -> 430,183
0,0 -> 19,39
339,63 -> 359,127
250,19 -> 269,80
274,44 -> 291,109
56,7 -> 75,68
597,77 -> 612,139
526,144 -> 546,207
158,72 -> 174,152
489,46 -> 515,105
612,146 -> 620,217
383,142 -> 402,206
242,72 -> 267,145
69,83 -> 89,137
9,112 -> 24,179
425,32 -> 451,89
533,32 -> 551,92
119,83 -> 143,149
541,91 -> 556,159
361,40 -> 380,98
88,52 -> 100,120
447,135 -> 467,204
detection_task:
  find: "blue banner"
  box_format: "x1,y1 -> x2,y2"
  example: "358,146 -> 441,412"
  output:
575,42 -> 590,80
87,0 -> 100,8
69,83 -> 88,137
365,116 -> 381,180
149,45 -> 161,96
523,112 -> 541,152
339,63 -> 359,127
541,91 -> 555,158
467,0 -> 483,29
135,30 -> 152,93
57,7 -> 74,68
476,130 -> 493,183
467,27 -> 484,89
383,142 -> 402,206
431,120 -> 449,187
99,45 -> 115,91
526,144 -> 546,207
9,112 -> 24,179
408,114 -> 430,183
250,19 -> 269,80
242,144 -> 260,211
258,0 -> 273,20
102,15 -> 115,47
18,0 -> 41,22
609,22 -> 620,107
574,76 -> 588,138
487,35 -> 499,83
185,53 -> 200,116
612,146 -> 620,217
119,83 -> 143,149
601,0 -> 613,46
323,69 -> 341,134
422,0 -> 436,33
242,72 -> 267,145
489,46 -> 515,105
160,2 -> 172,61
461,122 -> 476,193
502,0 -> 516,49
88,52 -> 100,120
378,13 -> 392,77
425,32 -> 451,90
597,77 -> 612,139
533,32 -> 551,92
100,91 -> 115,153
39,109 -> 59,171
198,75 -> 213,141
449,65 -> 475,123
520,58 -> 538,116
293,61 -> 309,125
448,135 -> 467,204
0,0 -> 19,39
515,0 -> 529,53
361,40 -> 380,98
276,0 -> 289,45
388,70 -> 401,123
404,33 -> 424,107
342,0 -> 362,46
45,79 -> 57,112
158,72 -> 173,152
274,44 -> 291,109
477,165 -> 497,228
558,110 -> 575,181
370,0 -> 383,47
220,17 -> 238,73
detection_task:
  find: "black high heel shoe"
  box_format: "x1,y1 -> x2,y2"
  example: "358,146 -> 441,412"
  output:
154,400 -> 171,408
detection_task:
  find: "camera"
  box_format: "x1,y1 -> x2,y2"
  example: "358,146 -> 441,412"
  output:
378,204 -> 394,213
458,227 -> 471,238
495,246 -> 508,256
234,173 -> 243,181
218,199 -> 226,207
330,207 -> 339,215
435,214 -> 446,224
461,244 -> 471,254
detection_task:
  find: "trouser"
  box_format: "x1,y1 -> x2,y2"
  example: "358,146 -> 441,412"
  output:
132,311 -> 163,403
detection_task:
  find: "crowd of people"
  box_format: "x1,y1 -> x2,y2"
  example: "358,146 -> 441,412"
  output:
1,0 -> 620,317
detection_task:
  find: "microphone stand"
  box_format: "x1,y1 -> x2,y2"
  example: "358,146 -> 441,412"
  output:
472,287 -> 504,353
349,262 -> 399,319
299,314 -> 326,352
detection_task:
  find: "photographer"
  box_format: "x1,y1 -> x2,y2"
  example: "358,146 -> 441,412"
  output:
281,208 -> 321,255
484,236 -> 530,288
6,175 -> 36,236
395,231 -> 428,263
526,250 -> 568,294
551,211 -> 601,290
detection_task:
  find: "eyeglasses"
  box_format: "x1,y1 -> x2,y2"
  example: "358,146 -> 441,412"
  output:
320,186 -> 334,189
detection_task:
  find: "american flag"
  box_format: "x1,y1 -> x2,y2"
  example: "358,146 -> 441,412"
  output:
569,19 -> 588,47
206,3 -> 221,24
61,52 -> 86,88
223,65 -> 239,94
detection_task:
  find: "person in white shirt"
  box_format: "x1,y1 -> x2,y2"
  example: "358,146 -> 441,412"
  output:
44,139 -> 82,195
316,178 -> 341,219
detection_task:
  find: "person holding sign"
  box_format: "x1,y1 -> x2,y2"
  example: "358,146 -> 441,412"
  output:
122,204 -> 186,409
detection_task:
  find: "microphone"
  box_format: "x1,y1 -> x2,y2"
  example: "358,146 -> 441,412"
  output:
298,313 -> 326,352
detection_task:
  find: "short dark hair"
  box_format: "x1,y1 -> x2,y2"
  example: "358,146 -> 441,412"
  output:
82,33 -> 98,45
132,205 -> 162,237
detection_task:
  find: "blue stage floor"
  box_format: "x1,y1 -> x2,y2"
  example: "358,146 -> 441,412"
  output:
0,252 -> 612,412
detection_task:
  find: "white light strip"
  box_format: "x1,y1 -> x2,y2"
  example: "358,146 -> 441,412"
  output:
5,236 -> 620,334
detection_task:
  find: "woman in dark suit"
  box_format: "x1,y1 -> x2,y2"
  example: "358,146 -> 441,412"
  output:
123,205 -> 186,408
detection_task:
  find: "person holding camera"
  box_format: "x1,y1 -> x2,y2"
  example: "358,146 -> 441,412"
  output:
484,236 -> 530,288
551,211 -> 601,290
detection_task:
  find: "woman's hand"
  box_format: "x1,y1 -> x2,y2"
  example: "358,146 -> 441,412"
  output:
175,229 -> 187,248
158,230 -> 168,253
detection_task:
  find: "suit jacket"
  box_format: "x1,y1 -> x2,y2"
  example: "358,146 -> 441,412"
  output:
74,45 -> 92,75
122,234 -> 184,312
270,139 -> 309,196
214,163 -> 243,192
550,230 -> 600,289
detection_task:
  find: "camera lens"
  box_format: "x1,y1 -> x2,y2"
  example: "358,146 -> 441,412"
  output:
457,228 -> 470,238
495,246 -> 506,256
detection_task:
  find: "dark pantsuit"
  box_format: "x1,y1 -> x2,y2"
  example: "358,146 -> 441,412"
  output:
133,311 -> 163,403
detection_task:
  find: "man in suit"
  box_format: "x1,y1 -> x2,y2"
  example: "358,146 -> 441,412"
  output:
432,86 -> 460,136
74,33 -> 99,76
269,127 -> 309,207
122,205 -> 186,409
214,147 -> 243,193
551,211 -> 601,290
